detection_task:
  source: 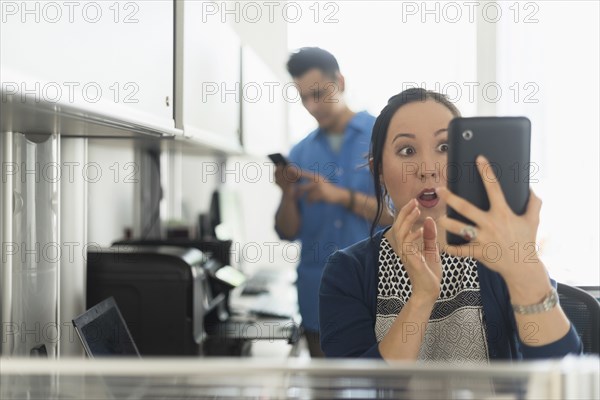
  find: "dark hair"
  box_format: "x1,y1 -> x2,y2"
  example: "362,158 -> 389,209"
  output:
369,88 -> 461,237
287,47 -> 340,79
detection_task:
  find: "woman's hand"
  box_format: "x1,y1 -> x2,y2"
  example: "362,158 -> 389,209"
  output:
387,199 -> 442,304
436,155 -> 552,304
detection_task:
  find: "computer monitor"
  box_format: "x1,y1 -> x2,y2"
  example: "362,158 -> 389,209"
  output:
72,297 -> 140,358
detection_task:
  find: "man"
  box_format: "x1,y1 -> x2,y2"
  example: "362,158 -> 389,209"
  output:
275,47 -> 392,357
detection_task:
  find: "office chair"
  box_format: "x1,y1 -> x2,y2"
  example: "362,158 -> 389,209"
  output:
557,283 -> 600,354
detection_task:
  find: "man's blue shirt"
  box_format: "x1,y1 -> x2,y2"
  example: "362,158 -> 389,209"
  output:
278,111 -> 376,332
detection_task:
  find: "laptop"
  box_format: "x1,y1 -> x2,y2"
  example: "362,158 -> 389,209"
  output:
72,297 -> 140,358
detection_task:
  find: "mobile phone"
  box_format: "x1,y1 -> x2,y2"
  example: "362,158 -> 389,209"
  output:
446,117 -> 531,245
268,153 -> 289,166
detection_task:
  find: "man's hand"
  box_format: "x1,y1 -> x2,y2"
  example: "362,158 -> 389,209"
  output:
296,170 -> 347,205
274,164 -> 302,195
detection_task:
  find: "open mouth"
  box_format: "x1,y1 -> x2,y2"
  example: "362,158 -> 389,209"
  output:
417,188 -> 439,208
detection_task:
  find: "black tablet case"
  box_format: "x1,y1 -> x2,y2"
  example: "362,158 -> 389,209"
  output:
447,117 -> 531,245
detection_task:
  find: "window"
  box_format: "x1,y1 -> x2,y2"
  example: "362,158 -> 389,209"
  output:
288,1 -> 477,141
496,1 -> 599,285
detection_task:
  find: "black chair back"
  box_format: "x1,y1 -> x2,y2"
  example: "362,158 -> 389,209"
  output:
557,283 -> 600,354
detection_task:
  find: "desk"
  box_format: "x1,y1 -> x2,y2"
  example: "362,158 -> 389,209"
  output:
1,356 -> 598,399
218,266 -> 303,359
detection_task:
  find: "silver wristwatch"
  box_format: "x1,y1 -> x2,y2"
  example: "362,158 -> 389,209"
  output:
511,288 -> 559,315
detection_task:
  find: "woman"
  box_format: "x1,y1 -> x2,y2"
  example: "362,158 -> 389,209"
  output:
319,88 -> 582,361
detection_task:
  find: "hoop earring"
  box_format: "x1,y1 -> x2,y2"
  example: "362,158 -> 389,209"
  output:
382,188 -> 396,217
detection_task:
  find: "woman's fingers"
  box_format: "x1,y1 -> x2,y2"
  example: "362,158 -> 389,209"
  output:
394,214 -> 442,302
422,217 -> 437,251
525,188 -> 542,225
397,198 -> 418,222
422,217 -> 440,260
404,228 -> 423,252
436,215 -> 477,240
389,199 -> 425,261
436,187 -> 487,226
437,215 -> 483,258
392,199 -> 418,237
476,155 -> 508,210
399,206 -> 421,241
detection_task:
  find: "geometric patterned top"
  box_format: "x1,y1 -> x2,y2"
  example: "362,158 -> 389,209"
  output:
375,236 -> 490,363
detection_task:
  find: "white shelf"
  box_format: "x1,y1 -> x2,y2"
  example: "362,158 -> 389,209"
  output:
180,125 -> 243,155
1,88 -> 180,139
0,1 -> 175,129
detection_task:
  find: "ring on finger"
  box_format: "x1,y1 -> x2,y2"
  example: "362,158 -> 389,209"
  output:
460,224 -> 478,241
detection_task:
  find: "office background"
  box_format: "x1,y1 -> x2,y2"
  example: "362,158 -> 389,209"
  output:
1,0 -> 598,362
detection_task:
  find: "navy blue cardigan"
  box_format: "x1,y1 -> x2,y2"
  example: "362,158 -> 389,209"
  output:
319,229 -> 582,359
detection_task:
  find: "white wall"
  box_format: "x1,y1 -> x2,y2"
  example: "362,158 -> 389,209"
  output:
180,154 -> 221,228
229,10 -> 289,80
172,5 -> 295,274
287,1 -> 478,144
219,155 -> 300,274
87,139 -> 137,246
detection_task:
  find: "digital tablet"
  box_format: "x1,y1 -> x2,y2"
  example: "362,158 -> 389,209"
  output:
446,117 -> 532,245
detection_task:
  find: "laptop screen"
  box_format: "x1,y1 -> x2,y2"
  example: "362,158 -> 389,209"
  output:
72,297 -> 140,358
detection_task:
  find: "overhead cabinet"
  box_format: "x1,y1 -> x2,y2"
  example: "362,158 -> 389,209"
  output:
174,0 -> 243,153
0,0 -> 176,137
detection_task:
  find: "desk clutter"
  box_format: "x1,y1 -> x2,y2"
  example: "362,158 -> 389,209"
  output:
84,239 -> 300,357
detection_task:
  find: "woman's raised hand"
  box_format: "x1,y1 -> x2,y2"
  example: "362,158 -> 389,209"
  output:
387,199 -> 443,304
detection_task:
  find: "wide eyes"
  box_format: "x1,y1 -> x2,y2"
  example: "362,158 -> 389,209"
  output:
398,146 -> 415,156
397,142 -> 448,157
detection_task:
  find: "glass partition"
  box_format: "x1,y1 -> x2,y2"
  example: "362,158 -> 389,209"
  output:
1,356 -> 597,399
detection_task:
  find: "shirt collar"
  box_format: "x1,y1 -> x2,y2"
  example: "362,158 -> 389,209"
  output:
315,111 -> 366,138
